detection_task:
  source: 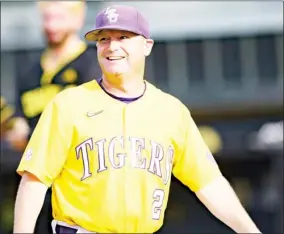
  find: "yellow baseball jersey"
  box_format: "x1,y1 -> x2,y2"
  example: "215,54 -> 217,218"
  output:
17,80 -> 222,233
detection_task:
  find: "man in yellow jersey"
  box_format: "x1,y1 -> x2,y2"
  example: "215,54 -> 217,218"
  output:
13,5 -> 261,234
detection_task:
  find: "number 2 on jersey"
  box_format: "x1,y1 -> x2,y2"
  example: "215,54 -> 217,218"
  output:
152,189 -> 165,220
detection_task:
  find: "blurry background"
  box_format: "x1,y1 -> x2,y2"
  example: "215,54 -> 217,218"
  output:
1,1 -> 283,234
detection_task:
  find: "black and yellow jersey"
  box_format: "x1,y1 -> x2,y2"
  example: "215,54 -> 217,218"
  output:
15,44 -> 100,133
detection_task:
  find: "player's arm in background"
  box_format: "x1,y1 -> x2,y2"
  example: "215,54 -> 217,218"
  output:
5,74 -> 30,151
173,105 -> 261,234
13,97 -> 72,233
0,96 -> 15,138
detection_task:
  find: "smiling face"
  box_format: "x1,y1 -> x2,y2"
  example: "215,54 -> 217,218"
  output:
96,30 -> 154,77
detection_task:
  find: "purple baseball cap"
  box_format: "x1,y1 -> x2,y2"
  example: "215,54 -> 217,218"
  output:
84,5 -> 150,41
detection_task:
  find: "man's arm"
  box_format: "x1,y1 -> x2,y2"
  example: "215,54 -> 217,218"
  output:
0,96 -> 29,151
172,105 -> 261,233
14,172 -> 48,233
196,176 -> 261,233
5,72 -> 30,151
14,96 -> 72,232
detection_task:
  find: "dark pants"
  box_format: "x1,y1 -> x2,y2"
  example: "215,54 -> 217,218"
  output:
55,225 -> 79,234
54,225 -> 159,234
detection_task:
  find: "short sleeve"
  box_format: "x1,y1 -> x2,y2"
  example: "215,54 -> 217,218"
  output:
172,106 -> 222,192
16,99 -> 72,187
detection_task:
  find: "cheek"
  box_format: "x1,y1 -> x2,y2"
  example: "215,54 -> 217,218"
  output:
130,47 -> 145,62
60,20 -> 73,31
97,54 -> 103,65
97,50 -> 107,68
120,43 -> 138,56
43,22 -> 58,33
97,48 -> 104,60
66,17 -> 81,31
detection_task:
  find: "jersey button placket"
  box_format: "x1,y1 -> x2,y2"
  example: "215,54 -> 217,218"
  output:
122,105 -> 128,231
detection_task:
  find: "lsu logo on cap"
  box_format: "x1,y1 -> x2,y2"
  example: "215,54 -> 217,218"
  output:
104,7 -> 119,23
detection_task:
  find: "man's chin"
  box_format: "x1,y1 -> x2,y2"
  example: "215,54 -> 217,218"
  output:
106,69 -> 129,77
45,35 -> 66,48
47,40 -> 64,48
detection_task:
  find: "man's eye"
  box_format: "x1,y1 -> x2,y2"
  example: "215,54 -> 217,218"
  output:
120,36 -> 129,40
99,38 -> 107,42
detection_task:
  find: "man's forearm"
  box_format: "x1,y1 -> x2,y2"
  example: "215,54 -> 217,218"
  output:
14,173 -> 48,233
196,176 -> 261,233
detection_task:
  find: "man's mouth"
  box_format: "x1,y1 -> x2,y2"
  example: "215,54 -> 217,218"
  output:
106,56 -> 125,61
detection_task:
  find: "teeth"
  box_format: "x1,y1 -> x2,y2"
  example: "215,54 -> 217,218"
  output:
108,56 -> 124,60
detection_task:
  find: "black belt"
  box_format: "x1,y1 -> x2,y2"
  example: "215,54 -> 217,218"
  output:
55,224 -> 79,234
55,224 -> 158,234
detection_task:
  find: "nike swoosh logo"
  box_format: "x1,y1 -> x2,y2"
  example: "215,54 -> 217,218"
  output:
86,110 -> 104,117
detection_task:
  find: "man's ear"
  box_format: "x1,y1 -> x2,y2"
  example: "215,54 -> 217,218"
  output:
144,39 -> 154,57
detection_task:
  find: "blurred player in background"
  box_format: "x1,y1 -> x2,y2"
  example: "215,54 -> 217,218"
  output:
6,1 -> 98,151
14,4 -> 261,234
1,96 -> 15,139
5,1 -> 98,234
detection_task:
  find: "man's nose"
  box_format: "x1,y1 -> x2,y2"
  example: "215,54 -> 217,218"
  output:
108,39 -> 120,52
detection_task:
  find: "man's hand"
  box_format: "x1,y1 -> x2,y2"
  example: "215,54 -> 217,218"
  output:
1,96 -> 29,150
196,176 -> 261,233
0,96 -> 15,139
5,117 -> 30,151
